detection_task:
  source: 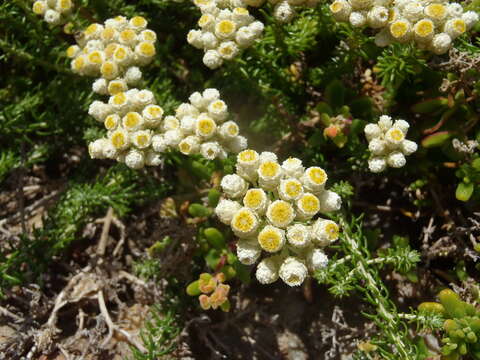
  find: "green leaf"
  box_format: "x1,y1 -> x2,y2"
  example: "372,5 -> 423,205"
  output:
456,182 -> 474,202
411,98 -> 448,114
186,280 -> 201,296
205,249 -> 221,269
421,131 -> 451,148
203,227 -> 226,250
325,79 -> 345,110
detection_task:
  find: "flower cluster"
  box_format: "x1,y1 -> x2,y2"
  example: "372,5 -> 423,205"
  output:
244,0 -> 320,23
197,273 -> 231,311
67,16 -> 157,95
329,0 -> 479,54
87,88 -> 165,169
215,149 -> 342,286
155,88 -> 248,159
32,0 -> 74,25
188,0 -> 264,69
364,115 -> 417,173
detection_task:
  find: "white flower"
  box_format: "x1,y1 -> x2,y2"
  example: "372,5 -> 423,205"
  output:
256,257 -> 280,284
368,157 -> 387,173
215,199 -> 242,224
330,0 -> 352,22
301,166 -> 327,192
319,190 -> 342,213
364,123 -> 382,141
279,257 -> 308,286
367,6 -> 389,28
389,19 -> 412,42
349,11 -> 367,27
243,188 -> 269,214
393,119 -> 409,133
444,18 -> 466,39
164,129 -> 184,147
259,151 -> 278,163
92,78 -> 108,95
162,116 -> 180,131
266,200 -> 295,228
203,50 -> 223,69
387,151 -> 406,168
281,157 -> 304,178
462,11 -> 479,30
237,238 -> 261,265
249,21 -> 264,37
180,115 -> 197,135
219,121 -> 240,139
307,249 -> 329,271
226,135 -> 248,154
207,99 -> 228,122
203,88 -> 220,103
369,138 -> 387,155
178,135 -> 201,155
273,1 -> 295,23
44,9 -> 61,25
235,26 -> 256,47
221,174 -> 248,198
278,178 -> 304,201
402,2 -> 424,22
176,103 -> 199,119
187,29 -> 204,49
125,66 -> 142,85
400,139 -> 418,155
152,134 -> 168,153
296,193 -> 321,219
311,219 -> 340,246
231,207 -> 259,237
88,101 -> 112,122
349,0 -> 373,10
378,115 -> 393,131
88,138 -> 108,159
286,224 -> 311,248
125,149 -> 145,169
132,130 -> 152,149
200,141 -> 222,160
431,33 -> 452,55
258,161 -> 283,190
257,225 -> 286,252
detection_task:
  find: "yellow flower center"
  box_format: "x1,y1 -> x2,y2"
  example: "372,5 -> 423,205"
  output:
238,150 -> 258,163
217,20 -> 235,36
101,62 -> 116,76
286,274 -> 300,284
258,228 -> 283,252
124,112 -> 141,129
284,180 -> 302,198
197,118 -> 216,136
269,201 -> 293,224
234,7 -> 249,15
228,124 -> 238,136
244,189 -> 264,209
131,16 -> 147,27
105,44 -> 118,58
114,47 -> 128,60
259,161 -> 280,178
198,14 -> 212,27
113,93 -> 127,106
325,223 -> 339,240
108,81 -> 126,95
111,132 -> 126,149
232,210 -> 256,232
415,20 -> 433,36
308,167 -> 327,185
147,106 -> 163,118
142,30 -> 156,42
120,29 -> 136,42
300,194 -> 320,213
179,142 -> 191,153
59,0 -> 71,10
66,46 -> 77,58
453,19 -> 466,34
390,21 -> 409,38
104,115 -> 118,130
426,4 -> 446,19
85,24 -> 100,37
32,2 -> 45,14
139,42 -> 155,57
136,134 -> 149,147
72,57 -> 85,70
101,27 -> 116,41
88,51 -> 103,64
211,100 -> 225,111
330,2 -> 343,13
389,128 -> 404,142
220,46 -> 233,56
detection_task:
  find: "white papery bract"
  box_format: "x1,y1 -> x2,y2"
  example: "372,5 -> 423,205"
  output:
87,89 -> 166,169
189,2 -> 264,68
329,0 -> 479,54
168,88 -> 247,159
68,16 -> 156,94
215,149 -> 342,286
32,0 -> 73,25
365,115 -> 417,173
